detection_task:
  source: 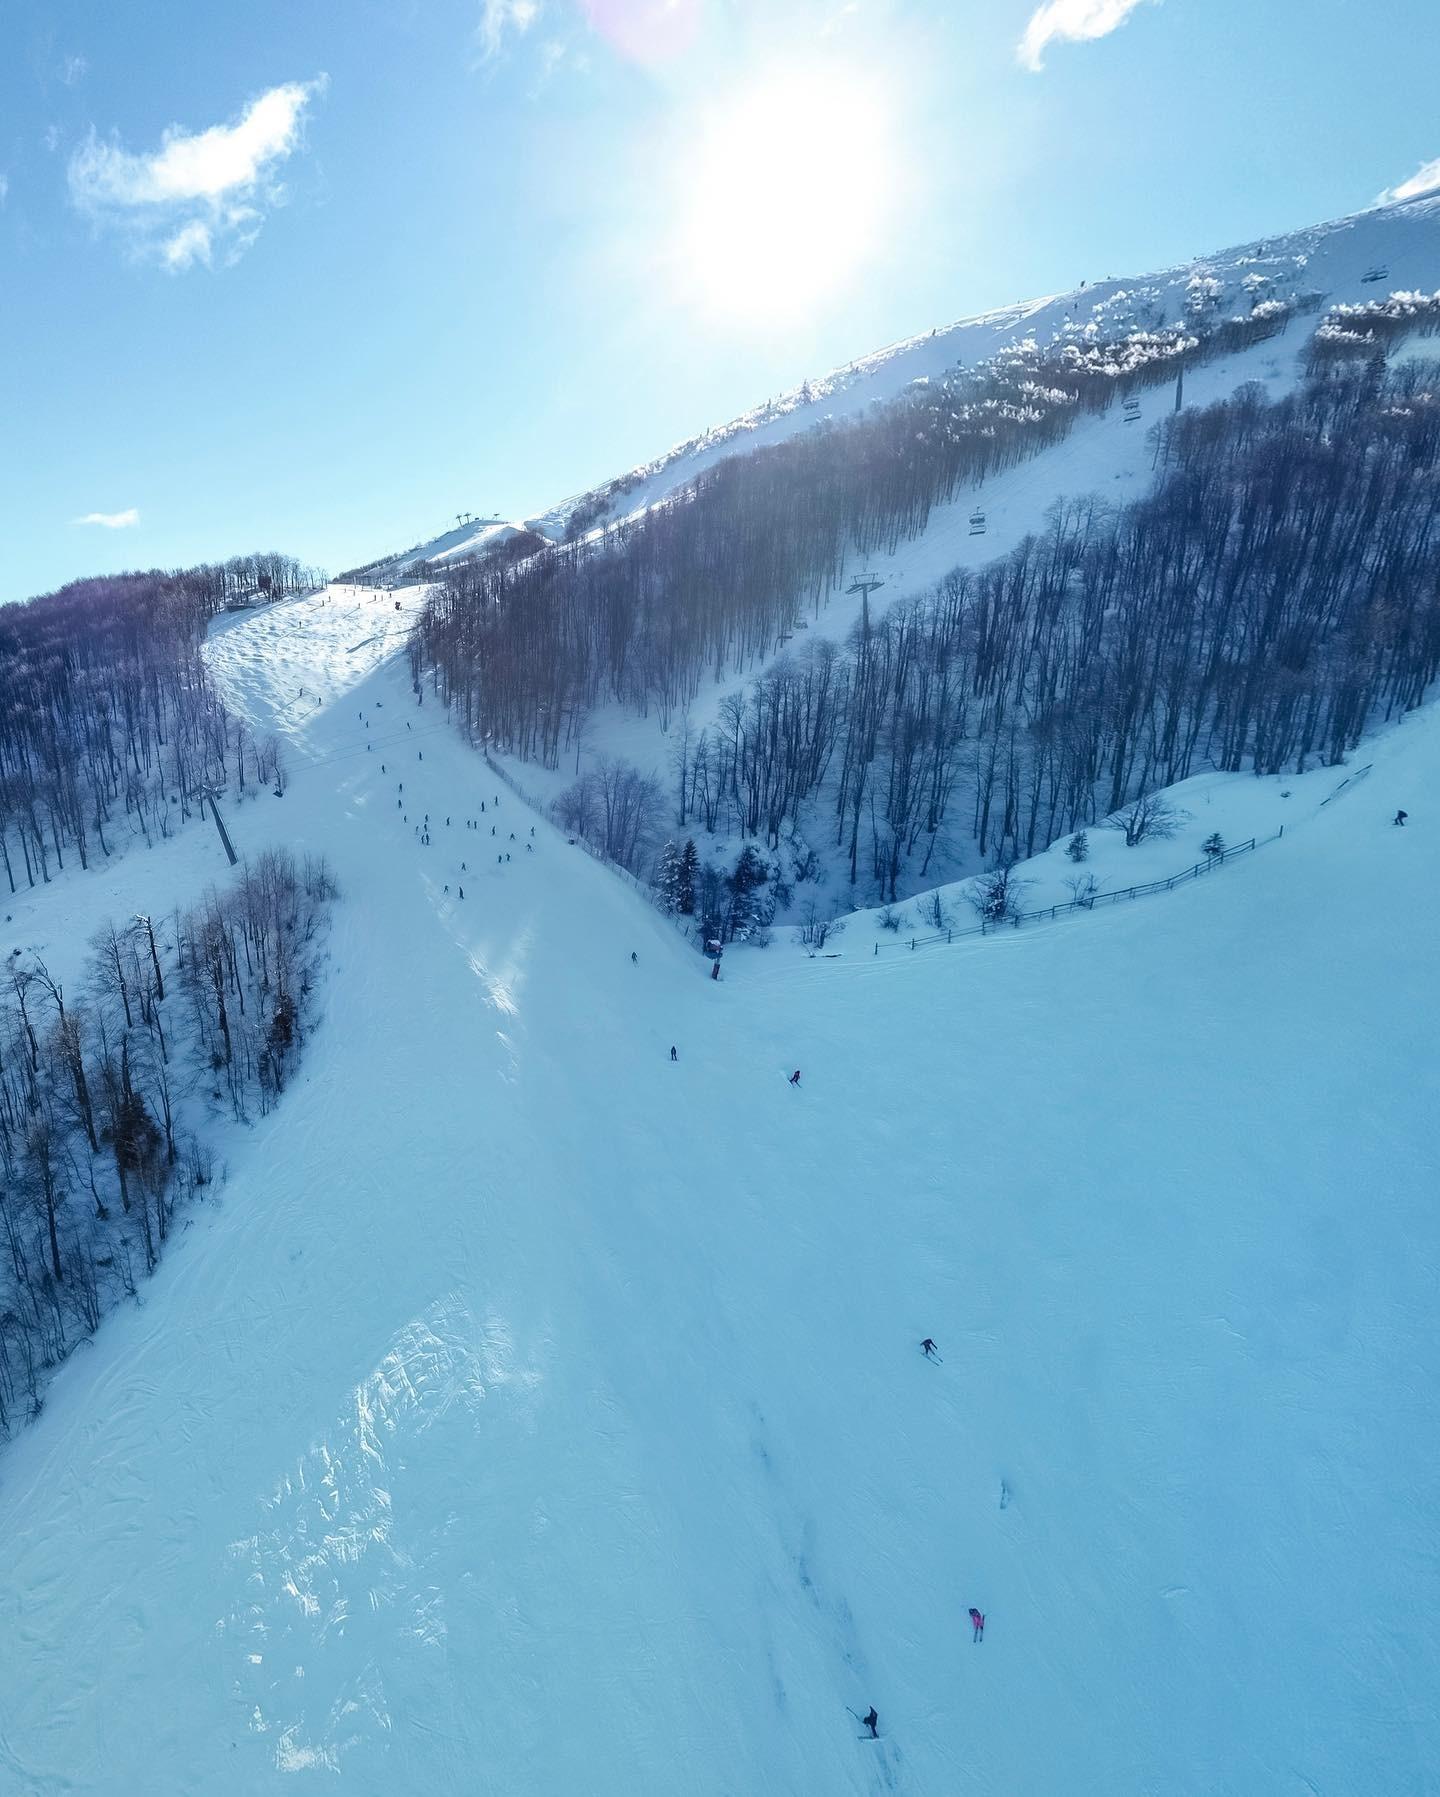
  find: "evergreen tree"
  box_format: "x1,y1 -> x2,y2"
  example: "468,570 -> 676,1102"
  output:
676,838 -> 699,917
1202,831 -> 1225,860
727,845 -> 770,940
1066,830 -> 1089,863
653,839 -> 682,913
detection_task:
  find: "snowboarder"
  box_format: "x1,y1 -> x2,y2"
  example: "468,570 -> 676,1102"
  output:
1394,809 -> 1408,826
459,886 -> 465,899
788,1069 -> 801,1087
861,1707 -> 879,1739
969,1608 -> 985,1642
921,1338 -> 939,1360
670,1046 -> 678,1061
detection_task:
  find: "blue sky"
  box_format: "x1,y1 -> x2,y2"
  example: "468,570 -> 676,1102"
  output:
3,0 -> 1437,602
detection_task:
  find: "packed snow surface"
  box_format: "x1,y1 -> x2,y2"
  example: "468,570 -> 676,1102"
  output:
0,582 -> 1436,1794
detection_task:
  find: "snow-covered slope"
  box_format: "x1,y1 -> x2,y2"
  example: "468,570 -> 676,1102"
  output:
0,583 -> 1436,1794
390,191 -> 1440,558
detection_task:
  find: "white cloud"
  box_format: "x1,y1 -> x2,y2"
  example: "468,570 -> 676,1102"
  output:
60,54 -> 89,86
68,77 -> 325,269
162,220 -> 213,269
0,173 -> 8,206
74,508 -> 140,529
479,0 -> 541,59
1378,156 -> 1440,206
1018,0 -> 1154,71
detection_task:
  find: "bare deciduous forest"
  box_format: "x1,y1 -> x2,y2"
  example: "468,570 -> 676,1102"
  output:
0,554 -> 318,891
413,311 -> 1440,905
0,849 -> 336,1437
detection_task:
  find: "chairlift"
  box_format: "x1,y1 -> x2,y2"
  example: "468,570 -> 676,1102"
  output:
1360,265 -> 1388,285
968,509 -> 987,536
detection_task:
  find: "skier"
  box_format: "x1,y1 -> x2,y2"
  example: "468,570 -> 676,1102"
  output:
788,1069 -> 801,1087
921,1338 -> 939,1360
670,1046 -> 678,1061
459,886 -> 465,899
1394,809 -> 1408,826
861,1707 -> 879,1739
710,959 -> 720,981
631,951 -> 638,965
969,1608 -> 985,1643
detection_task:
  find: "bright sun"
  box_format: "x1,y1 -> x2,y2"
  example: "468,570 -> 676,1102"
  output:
672,65 -> 895,324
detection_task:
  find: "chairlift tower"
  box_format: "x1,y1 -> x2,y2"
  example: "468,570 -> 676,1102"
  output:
846,574 -> 885,604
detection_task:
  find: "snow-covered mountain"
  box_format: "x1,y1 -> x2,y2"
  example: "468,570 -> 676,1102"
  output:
385,189 -> 1440,566
0,579 -> 1436,1793
2,192 -> 1439,1795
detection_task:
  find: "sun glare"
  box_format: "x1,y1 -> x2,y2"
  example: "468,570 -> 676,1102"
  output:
673,65 -> 895,324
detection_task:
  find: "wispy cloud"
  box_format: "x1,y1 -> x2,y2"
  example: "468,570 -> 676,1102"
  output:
68,77 -> 325,269
478,0 -> 541,59
0,173 -> 9,206
1378,155 -> 1440,206
1018,0 -> 1154,71
74,508 -> 140,529
60,54 -> 89,87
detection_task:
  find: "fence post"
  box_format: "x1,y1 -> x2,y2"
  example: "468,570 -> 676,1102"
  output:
910,937 -> 916,951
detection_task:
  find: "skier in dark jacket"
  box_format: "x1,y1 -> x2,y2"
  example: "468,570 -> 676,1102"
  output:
1394,809 -> 1408,826
788,1069 -> 801,1086
921,1338 -> 939,1360
969,1608 -> 985,1642
670,1046 -> 678,1061
631,951 -> 638,965
861,1707 -> 879,1738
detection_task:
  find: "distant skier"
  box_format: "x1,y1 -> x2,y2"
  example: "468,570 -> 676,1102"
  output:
1394,809 -> 1408,826
969,1608 -> 985,1643
459,887 -> 465,899
861,1707 -> 879,1739
631,951 -> 638,965
921,1338 -> 939,1360
670,1046 -> 678,1061
788,1069 -> 801,1087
